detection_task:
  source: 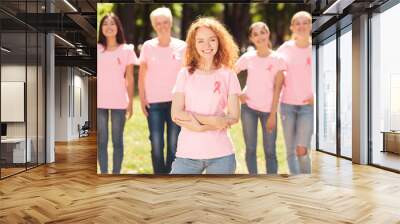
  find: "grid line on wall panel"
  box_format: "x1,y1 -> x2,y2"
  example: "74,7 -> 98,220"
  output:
367,10 -> 373,165
336,26 -> 341,157
25,3 -> 28,171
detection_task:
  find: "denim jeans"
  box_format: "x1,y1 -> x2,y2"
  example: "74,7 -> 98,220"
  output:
147,102 -> 180,174
241,104 -> 278,174
97,109 -> 126,174
170,154 -> 236,174
280,103 -> 314,175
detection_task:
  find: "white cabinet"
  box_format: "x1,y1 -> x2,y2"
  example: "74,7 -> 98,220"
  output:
1,138 -> 31,163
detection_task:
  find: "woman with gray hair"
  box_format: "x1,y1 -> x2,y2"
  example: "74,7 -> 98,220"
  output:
138,7 -> 186,174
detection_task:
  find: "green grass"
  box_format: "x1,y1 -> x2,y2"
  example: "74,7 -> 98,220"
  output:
100,97 -> 288,174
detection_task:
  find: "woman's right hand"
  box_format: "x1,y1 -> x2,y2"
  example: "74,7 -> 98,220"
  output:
239,94 -> 248,104
175,114 -> 205,132
140,97 -> 149,117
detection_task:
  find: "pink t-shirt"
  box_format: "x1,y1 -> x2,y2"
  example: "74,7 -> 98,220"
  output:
277,40 -> 313,105
172,67 -> 241,159
235,50 -> 286,112
97,43 -> 138,109
139,38 -> 186,103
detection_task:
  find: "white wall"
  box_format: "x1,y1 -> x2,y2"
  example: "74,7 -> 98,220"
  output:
54,67 -> 89,141
1,65 -> 31,138
73,73 -> 89,137
1,65 -> 26,145
1,64 -> 46,164
55,66 -> 69,141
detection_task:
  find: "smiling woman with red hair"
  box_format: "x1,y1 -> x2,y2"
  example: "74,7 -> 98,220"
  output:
170,17 -> 241,174
183,17 -> 238,74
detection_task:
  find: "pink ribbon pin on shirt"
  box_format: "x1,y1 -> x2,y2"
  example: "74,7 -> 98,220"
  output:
306,57 -> 311,66
214,81 -> 221,94
172,53 -> 181,60
267,64 -> 273,72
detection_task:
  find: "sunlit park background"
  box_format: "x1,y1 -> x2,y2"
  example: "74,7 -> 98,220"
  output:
97,3 -> 309,174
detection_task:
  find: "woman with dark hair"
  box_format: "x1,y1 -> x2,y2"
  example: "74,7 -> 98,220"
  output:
97,13 -> 138,174
235,22 -> 285,174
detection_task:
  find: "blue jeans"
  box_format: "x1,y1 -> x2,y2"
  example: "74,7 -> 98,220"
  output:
280,103 -> 314,175
97,109 -> 126,174
147,102 -> 180,174
241,104 -> 278,174
170,154 -> 236,174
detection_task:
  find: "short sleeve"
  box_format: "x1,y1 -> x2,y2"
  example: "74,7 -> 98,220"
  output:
179,45 -> 187,66
276,42 -> 285,54
139,42 -> 148,64
277,55 -> 287,71
227,70 -> 242,95
97,44 -> 104,53
276,45 -> 288,72
172,68 -> 187,94
173,43 -> 187,66
234,54 -> 248,73
126,44 -> 139,65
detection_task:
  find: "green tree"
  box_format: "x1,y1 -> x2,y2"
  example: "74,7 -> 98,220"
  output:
97,3 -> 114,38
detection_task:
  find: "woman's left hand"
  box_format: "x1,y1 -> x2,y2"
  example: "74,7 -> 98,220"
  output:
176,114 -> 204,132
266,115 -> 276,133
303,96 -> 314,105
126,103 -> 133,120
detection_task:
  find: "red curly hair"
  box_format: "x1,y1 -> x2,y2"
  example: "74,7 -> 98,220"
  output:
184,17 -> 239,74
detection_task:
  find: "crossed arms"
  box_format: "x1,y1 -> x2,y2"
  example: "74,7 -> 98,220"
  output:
171,93 -> 240,132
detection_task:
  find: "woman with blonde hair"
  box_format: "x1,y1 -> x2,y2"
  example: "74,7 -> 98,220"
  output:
170,17 -> 241,174
235,22 -> 285,174
277,11 -> 313,174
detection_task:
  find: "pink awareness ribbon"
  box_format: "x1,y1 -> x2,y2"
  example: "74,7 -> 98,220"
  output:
214,81 -> 221,94
267,64 -> 273,72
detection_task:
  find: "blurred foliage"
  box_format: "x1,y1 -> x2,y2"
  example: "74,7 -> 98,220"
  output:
97,3 -> 308,52
97,3 -> 114,38
97,3 -> 308,96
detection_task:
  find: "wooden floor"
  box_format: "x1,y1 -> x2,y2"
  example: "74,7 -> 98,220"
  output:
0,135 -> 400,223
0,167 -> 26,177
372,151 -> 400,171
